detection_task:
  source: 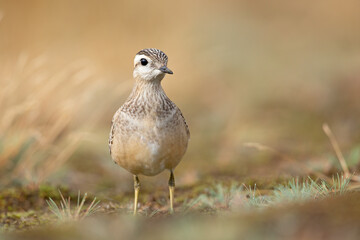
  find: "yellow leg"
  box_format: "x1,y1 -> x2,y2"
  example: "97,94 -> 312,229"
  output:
133,175 -> 140,215
168,170 -> 175,214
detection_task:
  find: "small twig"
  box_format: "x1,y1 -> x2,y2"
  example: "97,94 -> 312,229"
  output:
322,123 -> 350,179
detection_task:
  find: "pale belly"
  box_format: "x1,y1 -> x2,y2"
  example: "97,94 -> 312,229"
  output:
111,114 -> 188,176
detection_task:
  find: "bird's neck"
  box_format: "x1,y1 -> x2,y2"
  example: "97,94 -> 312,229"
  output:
128,78 -> 167,103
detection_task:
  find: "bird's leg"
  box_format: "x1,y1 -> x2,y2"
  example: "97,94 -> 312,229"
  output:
168,170 -> 175,214
133,175 -> 140,215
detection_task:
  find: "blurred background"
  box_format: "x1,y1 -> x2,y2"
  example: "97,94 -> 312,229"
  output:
1,0 -> 360,194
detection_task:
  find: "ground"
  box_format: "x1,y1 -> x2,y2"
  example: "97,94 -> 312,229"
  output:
1,175 -> 360,239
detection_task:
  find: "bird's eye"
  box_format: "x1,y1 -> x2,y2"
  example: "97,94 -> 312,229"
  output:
140,58 -> 148,66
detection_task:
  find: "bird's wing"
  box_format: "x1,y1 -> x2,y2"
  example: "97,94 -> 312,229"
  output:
178,109 -> 190,140
108,108 -> 122,156
109,119 -> 115,156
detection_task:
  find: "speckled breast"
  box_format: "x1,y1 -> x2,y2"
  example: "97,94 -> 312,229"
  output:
110,108 -> 189,176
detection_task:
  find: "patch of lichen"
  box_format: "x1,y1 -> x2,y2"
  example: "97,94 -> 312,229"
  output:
0,184 -> 102,231
0,210 -> 52,231
241,176 -> 292,189
0,185 -> 72,213
0,188 -> 42,213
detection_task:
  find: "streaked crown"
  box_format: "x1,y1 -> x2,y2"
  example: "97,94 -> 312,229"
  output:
136,48 -> 168,65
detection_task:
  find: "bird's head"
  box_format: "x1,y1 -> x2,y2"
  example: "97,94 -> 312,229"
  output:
133,48 -> 173,81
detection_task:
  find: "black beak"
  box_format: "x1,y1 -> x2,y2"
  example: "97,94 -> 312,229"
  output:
159,66 -> 173,74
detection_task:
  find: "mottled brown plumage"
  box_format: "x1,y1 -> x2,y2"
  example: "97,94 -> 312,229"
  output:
109,48 -> 189,214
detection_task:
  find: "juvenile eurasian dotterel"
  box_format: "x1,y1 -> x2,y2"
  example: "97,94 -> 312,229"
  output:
109,48 -> 190,214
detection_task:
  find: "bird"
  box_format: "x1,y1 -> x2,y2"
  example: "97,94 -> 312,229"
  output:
109,48 -> 190,215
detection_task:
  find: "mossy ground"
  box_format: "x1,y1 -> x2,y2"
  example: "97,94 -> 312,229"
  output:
1,177 -> 360,239
1,192 -> 359,239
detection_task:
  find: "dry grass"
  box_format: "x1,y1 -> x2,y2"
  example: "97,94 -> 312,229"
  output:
46,190 -> 100,221
186,174 -> 352,213
0,55 -> 121,188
